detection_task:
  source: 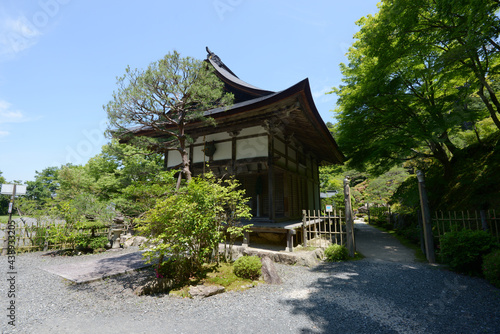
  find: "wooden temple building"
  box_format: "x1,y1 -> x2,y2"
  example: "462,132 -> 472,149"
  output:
129,48 -> 344,250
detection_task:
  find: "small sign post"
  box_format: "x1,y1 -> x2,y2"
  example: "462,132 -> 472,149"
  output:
1,184 -> 27,255
325,205 -> 333,213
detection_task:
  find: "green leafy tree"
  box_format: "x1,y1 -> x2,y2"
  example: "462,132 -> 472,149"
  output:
363,167 -> 409,206
385,0 -> 500,129
25,167 -> 60,205
138,171 -> 252,283
333,0 -> 499,179
105,51 -> 234,189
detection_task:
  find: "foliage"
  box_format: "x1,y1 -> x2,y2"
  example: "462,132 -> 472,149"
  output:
332,0 -> 500,179
138,171 -> 252,283
439,230 -> 498,275
363,167 -> 409,205
75,235 -> 109,251
233,256 -> 262,280
25,167 -> 60,204
324,244 -> 349,262
204,262 -> 256,290
105,50 -> 234,188
482,250 -> 500,288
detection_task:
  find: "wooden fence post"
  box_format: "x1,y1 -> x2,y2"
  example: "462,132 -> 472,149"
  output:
302,210 -> 307,247
480,210 -> 488,231
344,176 -> 355,257
417,170 -> 435,263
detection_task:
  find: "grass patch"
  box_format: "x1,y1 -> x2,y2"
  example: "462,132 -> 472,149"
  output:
169,262 -> 261,298
0,214 -> 19,224
351,251 -> 365,261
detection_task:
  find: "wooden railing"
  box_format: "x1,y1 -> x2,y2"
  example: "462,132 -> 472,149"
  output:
302,210 -> 347,248
0,217 -> 110,253
432,210 -> 499,242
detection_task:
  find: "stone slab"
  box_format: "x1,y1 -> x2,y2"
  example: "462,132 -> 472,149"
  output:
42,251 -> 150,284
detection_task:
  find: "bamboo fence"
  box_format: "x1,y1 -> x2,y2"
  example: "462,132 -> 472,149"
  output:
0,218 -> 110,253
301,209 -> 347,248
432,209 -> 499,242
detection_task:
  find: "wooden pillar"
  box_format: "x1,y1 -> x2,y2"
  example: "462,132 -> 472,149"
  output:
228,130 -> 240,174
417,170 -> 436,263
286,229 -> 294,252
2,185 -> 17,256
344,177 -> 355,257
268,131 -> 275,221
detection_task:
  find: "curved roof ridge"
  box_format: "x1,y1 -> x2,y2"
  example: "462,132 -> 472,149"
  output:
206,47 -> 275,98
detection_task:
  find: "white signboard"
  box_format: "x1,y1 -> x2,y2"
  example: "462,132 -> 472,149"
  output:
325,205 -> 333,213
1,184 -> 27,195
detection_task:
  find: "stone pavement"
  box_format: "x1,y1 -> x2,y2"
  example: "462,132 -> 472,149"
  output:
42,251 -> 150,284
354,219 -> 416,263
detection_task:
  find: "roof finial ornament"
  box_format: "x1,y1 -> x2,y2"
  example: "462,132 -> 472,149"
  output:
206,46 -> 213,57
205,46 -> 224,68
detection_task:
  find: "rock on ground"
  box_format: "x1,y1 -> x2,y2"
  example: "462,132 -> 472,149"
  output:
260,256 -> 282,284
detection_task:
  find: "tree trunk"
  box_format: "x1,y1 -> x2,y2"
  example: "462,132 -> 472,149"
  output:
176,127 -> 192,191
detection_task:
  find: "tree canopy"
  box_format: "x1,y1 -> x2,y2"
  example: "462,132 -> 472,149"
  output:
105,51 -> 234,189
333,0 -> 500,178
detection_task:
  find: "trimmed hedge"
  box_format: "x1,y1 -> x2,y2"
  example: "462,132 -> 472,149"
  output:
233,256 -> 262,280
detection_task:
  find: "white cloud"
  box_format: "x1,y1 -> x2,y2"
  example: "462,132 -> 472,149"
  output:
0,15 -> 41,56
312,86 -> 331,99
0,130 -> 9,138
0,100 -> 27,124
312,86 -> 337,104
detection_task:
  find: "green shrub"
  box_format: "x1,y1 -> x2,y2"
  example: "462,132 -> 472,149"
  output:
87,236 -> 109,250
483,250 -> 500,288
139,171 -> 252,281
75,234 -> 109,251
156,257 -> 194,286
439,230 -> 497,275
233,256 -> 262,280
324,244 -> 349,262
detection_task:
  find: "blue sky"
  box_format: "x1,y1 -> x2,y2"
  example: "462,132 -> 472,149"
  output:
0,0 -> 380,182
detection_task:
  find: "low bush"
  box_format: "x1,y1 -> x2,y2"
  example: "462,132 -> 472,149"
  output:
156,257 -> 194,286
324,244 -> 349,262
439,230 -> 497,275
233,256 -> 262,280
483,250 -> 500,288
75,235 -> 109,253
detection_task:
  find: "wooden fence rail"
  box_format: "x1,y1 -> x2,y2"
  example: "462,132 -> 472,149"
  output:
302,210 -> 347,248
432,210 -> 499,242
0,218 -> 110,253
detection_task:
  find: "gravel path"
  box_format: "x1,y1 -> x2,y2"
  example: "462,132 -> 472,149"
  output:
1,245 -> 500,333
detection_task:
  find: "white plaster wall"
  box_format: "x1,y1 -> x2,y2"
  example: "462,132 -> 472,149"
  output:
213,141 -> 232,160
167,150 -> 184,168
275,138 -> 286,154
194,132 -> 231,144
236,136 -> 268,159
238,125 -> 266,137
193,145 -> 207,164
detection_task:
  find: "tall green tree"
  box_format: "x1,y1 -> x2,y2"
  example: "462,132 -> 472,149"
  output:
105,51 -> 234,189
25,166 -> 60,204
386,0 -> 500,129
333,0 -> 499,178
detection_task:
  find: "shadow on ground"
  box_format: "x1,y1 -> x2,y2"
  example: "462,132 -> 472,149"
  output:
281,260 -> 500,334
